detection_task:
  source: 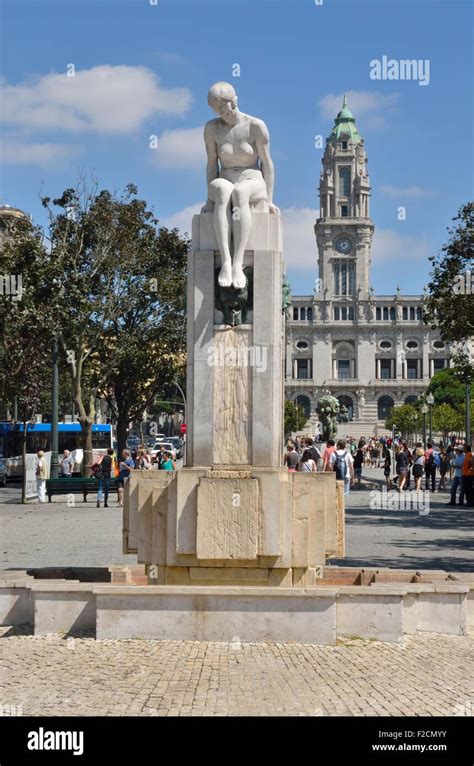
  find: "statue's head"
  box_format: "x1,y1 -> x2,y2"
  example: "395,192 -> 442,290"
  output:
208,82 -> 238,123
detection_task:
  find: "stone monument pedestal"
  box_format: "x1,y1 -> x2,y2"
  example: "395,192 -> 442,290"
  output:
123,209 -> 344,588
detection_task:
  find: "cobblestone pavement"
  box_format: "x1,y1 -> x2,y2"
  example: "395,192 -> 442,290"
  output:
0,626 -> 472,717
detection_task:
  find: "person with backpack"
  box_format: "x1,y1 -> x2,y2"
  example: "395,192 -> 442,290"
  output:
298,448 -> 317,472
329,439 -> 354,496
302,437 -> 321,469
424,442 -> 437,492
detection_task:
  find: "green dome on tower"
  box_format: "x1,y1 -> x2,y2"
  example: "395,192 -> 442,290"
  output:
328,95 -> 362,145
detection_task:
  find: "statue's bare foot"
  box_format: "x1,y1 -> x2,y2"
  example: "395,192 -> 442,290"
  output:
218,262 -> 232,287
232,265 -> 246,289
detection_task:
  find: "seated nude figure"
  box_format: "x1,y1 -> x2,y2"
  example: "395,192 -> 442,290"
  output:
202,82 -> 279,289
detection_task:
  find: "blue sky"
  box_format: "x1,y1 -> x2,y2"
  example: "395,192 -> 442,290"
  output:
0,0 -> 472,295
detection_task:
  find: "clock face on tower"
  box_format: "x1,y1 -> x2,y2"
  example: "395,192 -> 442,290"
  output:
336,236 -> 353,254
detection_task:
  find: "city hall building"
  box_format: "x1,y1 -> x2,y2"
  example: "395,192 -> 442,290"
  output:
284,98 -> 449,436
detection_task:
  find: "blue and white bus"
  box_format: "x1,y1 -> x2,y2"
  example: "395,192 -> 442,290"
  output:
0,422 -> 113,482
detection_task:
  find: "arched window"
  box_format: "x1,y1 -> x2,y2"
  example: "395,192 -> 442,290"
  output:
389,307 -> 396,320
295,395 -> 311,421
339,167 -> 351,197
307,307 -> 313,321
337,395 -> 354,422
378,395 -> 395,420
405,395 -> 418,405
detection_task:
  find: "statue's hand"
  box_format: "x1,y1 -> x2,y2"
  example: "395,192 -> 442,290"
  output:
268,203 -> 280,215
201,200 -> 215,213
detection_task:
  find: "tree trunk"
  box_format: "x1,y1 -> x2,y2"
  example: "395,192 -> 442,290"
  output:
79,418 -> 93,476
116,414 -> 129,458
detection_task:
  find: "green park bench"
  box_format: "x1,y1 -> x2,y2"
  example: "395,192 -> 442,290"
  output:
46,477 -> 119,503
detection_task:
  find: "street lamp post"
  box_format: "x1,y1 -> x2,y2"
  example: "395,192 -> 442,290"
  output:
50,335 -> 59,479
466,382 -> 471,446
421,403 -> 428,447
426,393 -> 434,444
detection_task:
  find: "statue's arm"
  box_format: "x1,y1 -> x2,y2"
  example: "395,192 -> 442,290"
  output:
254,120 -> 279,214
202,121 -> 219,211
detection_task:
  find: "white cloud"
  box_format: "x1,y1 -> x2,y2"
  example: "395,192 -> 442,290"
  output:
160,201 -> 204,235
318,90 -> 399,128
372,228 -> 431,263
0,139 -> 81,168
281,207 -> 319,271
151,126 -> 205,169
380,185 -> 432,199
1,66 -> 192,134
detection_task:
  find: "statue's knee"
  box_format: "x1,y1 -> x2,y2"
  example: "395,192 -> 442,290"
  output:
211,180 -> 232,201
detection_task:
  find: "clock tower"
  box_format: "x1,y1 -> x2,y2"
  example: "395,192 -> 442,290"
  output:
315,96 -> 374,303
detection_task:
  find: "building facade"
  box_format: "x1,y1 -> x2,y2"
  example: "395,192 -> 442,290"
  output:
284,98 -> 449,434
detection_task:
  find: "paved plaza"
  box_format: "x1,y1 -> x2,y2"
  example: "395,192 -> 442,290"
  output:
1,469 -> 472,718
0,626 -> 472,717
1,468 -> 472,572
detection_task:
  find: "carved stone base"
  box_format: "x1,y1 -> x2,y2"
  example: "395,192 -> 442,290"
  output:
123,468 -> 345,586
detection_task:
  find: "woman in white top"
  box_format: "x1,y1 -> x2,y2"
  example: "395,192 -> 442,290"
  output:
298,449 -> 317,472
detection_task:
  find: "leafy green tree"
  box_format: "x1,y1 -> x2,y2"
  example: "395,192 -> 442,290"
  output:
284,400 -> 306,438
0,216 -> 52,499
41,181 -> 188,472
432,403 -> 463,440
385,404 -> 422,439
426,367 -> 473,409
424,203 -> 474,347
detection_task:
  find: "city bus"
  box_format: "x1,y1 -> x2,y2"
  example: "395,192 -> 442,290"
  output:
0,422 -> 113,481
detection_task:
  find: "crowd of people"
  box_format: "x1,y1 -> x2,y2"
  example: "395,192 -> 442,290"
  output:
34,443 -> 177,508
284,434 -> 474,506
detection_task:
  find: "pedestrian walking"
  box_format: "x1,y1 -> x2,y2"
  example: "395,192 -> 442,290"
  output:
35,450 -> 48,503
117,449 -> 135,507
382,449 -> 392,490
329,439 -> 354,496
424,442 -> 437,492
461,444 -> 474,507
396,445 -> 409,492
353,442 -> 364,488
412,446 -> 425,492
323,439 -> 336,471
298,449 -> 317,472
284,443 -> 299,472
161,451 -> 176,471
94,448 -> 114,508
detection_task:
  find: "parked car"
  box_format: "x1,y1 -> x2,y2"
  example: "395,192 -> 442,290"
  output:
167,436 -> 184,459
0,459 -> 6,487
150,442 -> 177,462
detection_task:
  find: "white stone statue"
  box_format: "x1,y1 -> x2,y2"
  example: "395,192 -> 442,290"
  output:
202,82 -> 280,289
